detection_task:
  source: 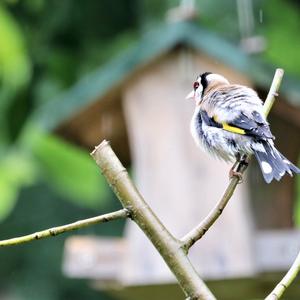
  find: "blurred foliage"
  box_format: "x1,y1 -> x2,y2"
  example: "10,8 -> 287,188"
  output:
27,128 -> 110,209
0,183 -> 123,300
261,0 -> 300,78
296,164 -> 300,226
0,126 -> 112,219
0,4 -> 31,89
0,0 -> 139,222
0,0 -> 299,298
196,0 -> 240,40
0,3 -> 31,146
0,149 -> 35,219
0,2 -> 139,296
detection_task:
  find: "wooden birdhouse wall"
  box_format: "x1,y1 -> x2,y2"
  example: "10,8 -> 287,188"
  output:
248,96 -> 300,229
120,49 -> 257,284
55,95 -> 131,166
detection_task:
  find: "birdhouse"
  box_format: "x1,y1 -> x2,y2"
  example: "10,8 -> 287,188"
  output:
35,21 -> 300,299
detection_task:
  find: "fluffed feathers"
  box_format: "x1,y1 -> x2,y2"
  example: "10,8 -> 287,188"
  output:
188,72 -> 300,183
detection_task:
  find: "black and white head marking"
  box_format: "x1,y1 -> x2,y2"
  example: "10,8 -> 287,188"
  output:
187,72 -> 229,105
203,72 -> 230,86
197,72 -> 230,96
199,72 -> 212,95
188,72 -> 212,104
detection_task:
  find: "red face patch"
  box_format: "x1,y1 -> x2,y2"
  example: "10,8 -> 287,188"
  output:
193,81 -> 200,90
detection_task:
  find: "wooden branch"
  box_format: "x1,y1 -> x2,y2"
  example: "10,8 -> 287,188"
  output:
181,68 -> 284,252
265,249 -> 300,300
0,209 -> 128,247
263,68 -> 284,117
91,141 -> 216,300
181,159 -> 248,252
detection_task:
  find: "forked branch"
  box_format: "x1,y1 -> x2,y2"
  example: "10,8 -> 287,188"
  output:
91,142 -> 216,300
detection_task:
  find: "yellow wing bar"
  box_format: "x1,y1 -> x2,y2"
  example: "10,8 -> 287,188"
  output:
213,116 -> 246,135
222,123 -> 246,135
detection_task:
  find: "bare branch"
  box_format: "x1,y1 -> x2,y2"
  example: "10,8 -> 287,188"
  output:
265,250 -> 300,300
181,160 -> 248,252
0,209 -> 128,247
91,141 -> 216,300
263,68 -> 284,116
181,68 -> 285,252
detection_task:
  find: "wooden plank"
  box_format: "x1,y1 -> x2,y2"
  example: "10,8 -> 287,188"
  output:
63,236 -> 126,281
56,96 -> 131,166
62,230 -> 300,280
96,274 -> 300,300
255,229 -> 300,271
248,103 -> 300,229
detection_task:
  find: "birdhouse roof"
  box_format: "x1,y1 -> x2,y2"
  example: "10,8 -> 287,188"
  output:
34,21 -> 300,131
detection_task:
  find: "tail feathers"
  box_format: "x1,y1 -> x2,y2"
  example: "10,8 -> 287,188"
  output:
253,141 -> 300,183
279,153 -> 300,174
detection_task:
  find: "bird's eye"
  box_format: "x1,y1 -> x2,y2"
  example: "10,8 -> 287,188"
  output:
193,81 -> 200,90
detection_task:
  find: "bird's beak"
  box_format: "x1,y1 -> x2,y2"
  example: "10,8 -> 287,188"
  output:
186,90 -> 194,100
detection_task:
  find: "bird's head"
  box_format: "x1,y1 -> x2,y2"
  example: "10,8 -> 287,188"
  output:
186,72 -> 230,105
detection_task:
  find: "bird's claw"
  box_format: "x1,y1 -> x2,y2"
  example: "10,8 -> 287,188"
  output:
229,169 -> 243,184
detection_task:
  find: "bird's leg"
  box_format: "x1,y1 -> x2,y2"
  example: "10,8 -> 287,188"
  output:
229,160 -> 239,177
229,153 -> 244,183
239,154 -> 249,168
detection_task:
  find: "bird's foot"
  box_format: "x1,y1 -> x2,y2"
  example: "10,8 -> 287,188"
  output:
239,155 -> 249,167
229,154 -> 249,183
229,169 -> 243,183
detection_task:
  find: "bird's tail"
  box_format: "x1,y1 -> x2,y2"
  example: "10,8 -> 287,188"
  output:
253,141 -> 300,183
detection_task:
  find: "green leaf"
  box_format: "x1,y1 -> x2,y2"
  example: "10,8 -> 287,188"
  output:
0,150 -> 36,220
29,131 -> 110,209
0,176 -> 18,220
0,5 -> 31,89
0,5 -> 32,148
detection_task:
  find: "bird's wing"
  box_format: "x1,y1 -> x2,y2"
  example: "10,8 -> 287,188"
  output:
202,86 -> 274,140
214,111 -> 274,139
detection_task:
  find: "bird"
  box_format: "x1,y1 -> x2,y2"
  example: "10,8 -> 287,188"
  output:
186,72 -> 300,183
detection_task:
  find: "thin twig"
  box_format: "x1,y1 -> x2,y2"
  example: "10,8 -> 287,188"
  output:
181,68 -> 284,252
181,161 -> 248,251
265,250 -> 300,300
263,69 -> 284,117
0,209 -> 128,247
91,141 -> 216,300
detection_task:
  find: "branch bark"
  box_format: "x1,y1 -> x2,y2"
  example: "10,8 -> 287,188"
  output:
0,209 -> 128,247
181,159 -> 248,252
91,141 -> 216,300
265,249 -> 300,300
181,68 -> 284,252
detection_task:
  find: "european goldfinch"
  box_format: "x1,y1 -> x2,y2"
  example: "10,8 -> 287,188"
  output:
187,72 -> 300,183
